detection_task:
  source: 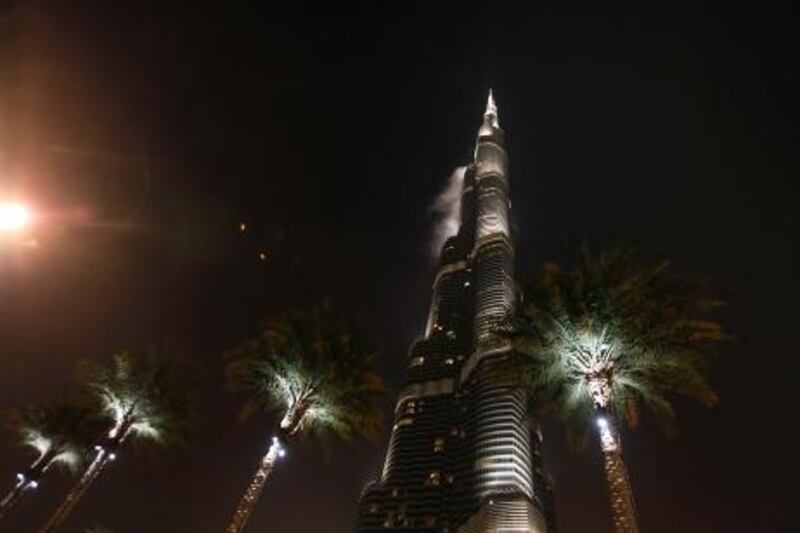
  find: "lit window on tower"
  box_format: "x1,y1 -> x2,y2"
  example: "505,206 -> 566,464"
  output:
433,437 -> 445,452
409,356 -> 425,367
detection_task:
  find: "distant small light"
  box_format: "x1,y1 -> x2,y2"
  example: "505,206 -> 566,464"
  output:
94,445 -> 103,452
30,480 -> 38,489
239,222 -> 247,233
278,449 -> 286,458
258,252 -> 268,261
16,473 -> 24,481
272,436 -> 279,444
109,453 -> 117,461
596,417 -> 608,429
464,281 -> 470,287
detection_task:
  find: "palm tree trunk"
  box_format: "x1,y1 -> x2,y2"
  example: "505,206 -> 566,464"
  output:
0,480 -> 26,520
596,412 -> 638,533
0,452 -> 55,520
225,438 -> 283,533
39,450 -> 110,533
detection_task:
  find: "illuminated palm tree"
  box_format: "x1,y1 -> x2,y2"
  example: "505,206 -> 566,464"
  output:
0,400 -> 97,520
40,349 -> 197,533
507,246 -> 724,533
224,306 -> 386,533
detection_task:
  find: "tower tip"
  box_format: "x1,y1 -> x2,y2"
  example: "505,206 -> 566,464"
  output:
479,88 -> 499,135
485,89 -> 497,118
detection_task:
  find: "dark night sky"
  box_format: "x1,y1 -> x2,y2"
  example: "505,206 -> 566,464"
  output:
0,1 -> 796,532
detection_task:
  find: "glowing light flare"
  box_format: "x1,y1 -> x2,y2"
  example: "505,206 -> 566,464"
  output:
0,202 -> 31,232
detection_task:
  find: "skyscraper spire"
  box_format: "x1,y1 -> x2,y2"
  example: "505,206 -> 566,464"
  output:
479,89 -> 500,136
485,88 -> 498,121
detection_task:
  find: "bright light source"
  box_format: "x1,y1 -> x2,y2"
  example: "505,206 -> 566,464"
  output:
16,473 -> 24,481
109,453 -> 117,461
94,445 -> 103,452
30,480 -> 38,489
278,449 -> 286,458
0,203 -> 31,232
596,417 -> 608,429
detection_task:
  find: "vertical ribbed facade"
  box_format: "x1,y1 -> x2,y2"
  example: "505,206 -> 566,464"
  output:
356,93 -> 552,532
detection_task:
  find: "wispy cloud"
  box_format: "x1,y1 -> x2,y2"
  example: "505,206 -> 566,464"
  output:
429,166 -> 466,256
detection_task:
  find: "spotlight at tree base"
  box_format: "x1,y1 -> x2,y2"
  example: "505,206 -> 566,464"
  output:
0,202 -> 31,232
270,436 -> 286,459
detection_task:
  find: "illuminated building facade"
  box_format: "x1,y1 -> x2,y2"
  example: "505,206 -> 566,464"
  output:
356,93 -> 553,532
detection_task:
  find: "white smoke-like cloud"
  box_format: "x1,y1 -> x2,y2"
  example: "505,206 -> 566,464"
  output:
429,166 -> 466,256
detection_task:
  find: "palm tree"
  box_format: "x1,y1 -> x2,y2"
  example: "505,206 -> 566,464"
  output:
0,399 -> 97,520
506,246 -> 724,533
40,348 -> 197,533
224,306 -> 386,533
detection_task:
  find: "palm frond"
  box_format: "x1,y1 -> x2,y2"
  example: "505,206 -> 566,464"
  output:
76,344 -> 199,450
2,396 -> 102,473
224,305 -> 389,447
503,244 -> 726,435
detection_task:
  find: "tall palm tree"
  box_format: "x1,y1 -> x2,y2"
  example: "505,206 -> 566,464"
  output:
224,306 -> 386,533
506,246 -> 724,533
0,399 -> 97,520
40,348 -> 197,533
